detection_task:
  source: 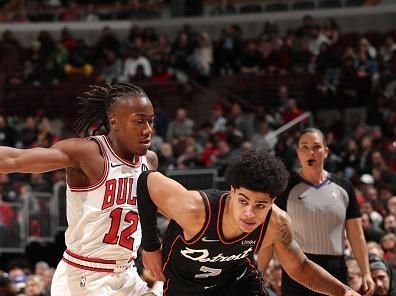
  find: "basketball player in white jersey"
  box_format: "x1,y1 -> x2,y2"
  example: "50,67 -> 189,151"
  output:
0,83 -> 162,296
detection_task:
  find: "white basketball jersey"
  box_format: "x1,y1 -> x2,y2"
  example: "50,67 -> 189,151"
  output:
64,135 -> 149,261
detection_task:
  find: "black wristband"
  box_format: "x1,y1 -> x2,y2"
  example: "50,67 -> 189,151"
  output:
137,170 -> 161,252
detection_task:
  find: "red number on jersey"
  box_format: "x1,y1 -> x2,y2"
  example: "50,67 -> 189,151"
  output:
103,208 -> 138,250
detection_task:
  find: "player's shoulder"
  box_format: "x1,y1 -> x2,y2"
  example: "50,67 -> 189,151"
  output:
145,150 -> 158,170
270,204 -> 292,226
53,137 -> 101,151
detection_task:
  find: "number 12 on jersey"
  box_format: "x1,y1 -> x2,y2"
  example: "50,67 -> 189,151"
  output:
103,208 -> 138,250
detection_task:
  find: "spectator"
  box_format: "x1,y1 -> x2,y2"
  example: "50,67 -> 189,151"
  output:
380,233 -> 396,262
369,254 -> 396,296
150,62 -> 173,83
362,212 -> 384,243
190,32 -> 213,83
122,47 -> 152,82
211,103 -> 227,132
346,258 -> 363,292
59,1 -> 80,22
367,241 -> 385,259
41,268 -> 54,296
157,142 -> 175,174
64,39 -> 93,77
24,275 -> 45,296
0,194 -> 15,241
97,50 -> 122,84
147,34 -> 171,63
34,262 -> 49,279
0,116 -> 17,148
282,98 -> 304,124
0,273 -> 18,296
239,40 -> 261,74
8,267 -> 27,294
268,262 -> 282,296
251,119 -> 276,152
384,215 -> 396,235
95,26 -> 121,60
166,107 -> 194,141
83,4 -> 99,22
170,32 -> 193,74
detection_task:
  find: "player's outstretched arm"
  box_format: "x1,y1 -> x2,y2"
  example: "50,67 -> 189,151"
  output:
0,138 -> 90,173
270,212 -> 361,296
137,171 -> 205,281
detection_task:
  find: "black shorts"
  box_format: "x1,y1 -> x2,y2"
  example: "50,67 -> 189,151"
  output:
281,253 -> 348,296
165,272 -> 268,296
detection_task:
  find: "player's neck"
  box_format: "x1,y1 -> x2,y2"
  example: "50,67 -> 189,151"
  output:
107,133 -> 136,163
300,168 -> 328,185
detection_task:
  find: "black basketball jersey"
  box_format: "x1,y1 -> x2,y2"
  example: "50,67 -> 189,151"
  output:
162,189 -> 272,296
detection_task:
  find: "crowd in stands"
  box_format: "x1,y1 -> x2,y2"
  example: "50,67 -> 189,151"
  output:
0,11 -> 395,296
1,0 -> 165,22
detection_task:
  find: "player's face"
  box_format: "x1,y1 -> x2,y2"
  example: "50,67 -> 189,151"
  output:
296,132 -> 328,169
230,186 -> 273,233
109,96 -> 154,156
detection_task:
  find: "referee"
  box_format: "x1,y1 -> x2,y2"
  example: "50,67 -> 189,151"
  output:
275,128 -> 374,296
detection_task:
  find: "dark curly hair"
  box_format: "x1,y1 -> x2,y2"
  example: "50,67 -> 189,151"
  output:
74,82 -> 148,136
224,149 -> 289,198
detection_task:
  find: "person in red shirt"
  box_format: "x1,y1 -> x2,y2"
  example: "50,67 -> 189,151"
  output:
282,98 -> 304,123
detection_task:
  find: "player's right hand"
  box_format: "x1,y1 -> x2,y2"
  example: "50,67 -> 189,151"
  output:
142,249 -> 166,282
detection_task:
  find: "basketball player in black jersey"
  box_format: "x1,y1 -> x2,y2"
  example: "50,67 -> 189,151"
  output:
137,150 -> 362,296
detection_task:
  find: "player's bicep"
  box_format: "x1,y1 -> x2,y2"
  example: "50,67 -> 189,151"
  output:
147,172 -> 203,231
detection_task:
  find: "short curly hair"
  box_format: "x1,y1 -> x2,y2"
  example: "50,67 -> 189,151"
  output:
224,149 -> 289,198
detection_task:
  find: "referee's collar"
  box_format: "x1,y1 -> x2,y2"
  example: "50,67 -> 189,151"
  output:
298,173 -> 331,189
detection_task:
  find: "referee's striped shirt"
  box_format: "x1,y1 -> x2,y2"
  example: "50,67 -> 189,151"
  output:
275,172 -> 361,256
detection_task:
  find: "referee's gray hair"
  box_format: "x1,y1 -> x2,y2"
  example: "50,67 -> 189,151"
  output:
300,128 -> 327,146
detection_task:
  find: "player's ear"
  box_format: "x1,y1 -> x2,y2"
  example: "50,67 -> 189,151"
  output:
108,114 -> 119,132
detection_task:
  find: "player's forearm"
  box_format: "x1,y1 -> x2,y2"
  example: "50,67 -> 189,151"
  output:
347,219 -> 371,277
349,234 -> 371,277
291,259 -> 351,296
0,146 -> 23,172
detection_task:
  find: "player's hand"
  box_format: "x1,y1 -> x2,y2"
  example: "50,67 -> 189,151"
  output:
142,249 -> 166,282
360,274 -> 375,296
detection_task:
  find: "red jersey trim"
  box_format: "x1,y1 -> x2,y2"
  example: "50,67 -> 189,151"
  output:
65,249 -> 116,264
103,136 -> 142,167
62,258 -> 114,273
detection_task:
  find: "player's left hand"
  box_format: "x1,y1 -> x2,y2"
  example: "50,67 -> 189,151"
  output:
142,249 -> 166,282
360,274 -> 375,296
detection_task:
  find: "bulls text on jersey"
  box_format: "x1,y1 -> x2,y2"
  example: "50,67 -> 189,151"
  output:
102,177 -> 137,209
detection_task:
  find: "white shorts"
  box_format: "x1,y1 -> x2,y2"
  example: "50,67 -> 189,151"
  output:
51,260 -> 162,296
